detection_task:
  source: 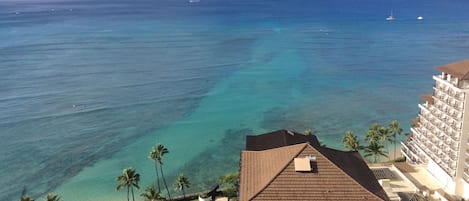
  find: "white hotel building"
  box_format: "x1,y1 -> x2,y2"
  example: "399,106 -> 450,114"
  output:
401,60 -> 469,199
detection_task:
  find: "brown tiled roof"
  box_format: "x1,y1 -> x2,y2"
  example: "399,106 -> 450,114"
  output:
411,118 -> 420,127
240,144 -> 306,201
318,147 -> 389,201
436,60 -> 469,80
242,130 -> 389,201
240,143 -> 389,201
420,94 -> 434,104
240,130 -> 390,201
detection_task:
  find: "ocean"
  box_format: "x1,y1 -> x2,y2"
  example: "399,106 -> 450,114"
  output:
1,0 -> 469,200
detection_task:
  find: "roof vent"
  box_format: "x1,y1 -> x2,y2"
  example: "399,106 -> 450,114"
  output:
287,130 -> 294,136
294,157 -> 311,172
294,155 -> 317,172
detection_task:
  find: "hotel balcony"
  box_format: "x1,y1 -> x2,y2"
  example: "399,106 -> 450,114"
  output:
412,125 -> 459,162
434,75 -> 461,92
434,86 -> 463,102
430,153 -> 457,177
443,159 -> 457,170
433,91 -> 462,107
411,127 -> 427,140
418,114 -> 456,143
434,76 -> 465,101
419,111 -> 462,143
433,95 -> 463,114
401,141 -> 427,164
419,103 -> 462,129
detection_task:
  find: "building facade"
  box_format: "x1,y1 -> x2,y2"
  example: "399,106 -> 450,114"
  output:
401,60 -> 469,199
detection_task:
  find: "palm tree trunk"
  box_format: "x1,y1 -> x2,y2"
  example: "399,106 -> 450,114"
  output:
182,187 -> 185,199
160,165 -> 172,200
385,141 -> 389,161
127,186 -> 130,201
131,186 -> 135,201
154,162 -> 161,193
394,133 -> 397,161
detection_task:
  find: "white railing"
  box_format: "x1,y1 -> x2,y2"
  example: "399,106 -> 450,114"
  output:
418,113 -> 457,144
432,96 -> 462,118
433,77 -> 464,100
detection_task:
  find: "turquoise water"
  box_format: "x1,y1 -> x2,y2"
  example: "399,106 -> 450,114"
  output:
2,0 -> 469,200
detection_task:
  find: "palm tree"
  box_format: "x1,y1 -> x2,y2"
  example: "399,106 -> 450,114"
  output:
364,141 -> 388,163
175,173 -> 190,199
377,126 -> 394,159
149,147 -> 162,193
342,131 -> 361,151
154,144 -> 171,200
141,185 -> 166,201
45,193 -> 60,201
116,167 -> 141,201
219,172 -> 239,200
20,195 -> 34,201
304,129 -> 313,135
389,120 -> 403,160
365,123 -> 381,144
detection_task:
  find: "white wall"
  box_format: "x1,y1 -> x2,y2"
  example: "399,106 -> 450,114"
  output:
427,159 -> 456,193
462,179 -> 469,199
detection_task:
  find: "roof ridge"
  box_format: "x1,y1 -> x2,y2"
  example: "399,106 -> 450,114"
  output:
317,147 -> 388,200
248,143 -> 308,201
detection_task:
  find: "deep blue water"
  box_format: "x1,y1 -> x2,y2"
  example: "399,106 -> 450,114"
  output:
1,0 -> 469,200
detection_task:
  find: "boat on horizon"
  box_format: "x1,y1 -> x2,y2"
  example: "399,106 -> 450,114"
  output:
386,11 -> 395,21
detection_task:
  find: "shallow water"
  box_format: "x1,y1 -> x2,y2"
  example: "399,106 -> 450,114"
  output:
2,0 -> 469,200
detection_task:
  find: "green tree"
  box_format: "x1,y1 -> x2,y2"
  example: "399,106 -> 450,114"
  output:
342,131 -> 361,151
175,173 -> 190,199
45,193 -> 60,201
20,195 -> 34,201
219,172 -> 239,200
304,129 -> 313,135
389,120 -> 403,160
365,123 -> 381,144
116,167 -> 141,201
154,144 -> 171,200
364,142 -> 388,163
378,126 -> 394,159
140,185 -> 166,201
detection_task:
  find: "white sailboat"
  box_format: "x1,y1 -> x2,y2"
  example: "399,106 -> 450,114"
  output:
386,11 -> 395,21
